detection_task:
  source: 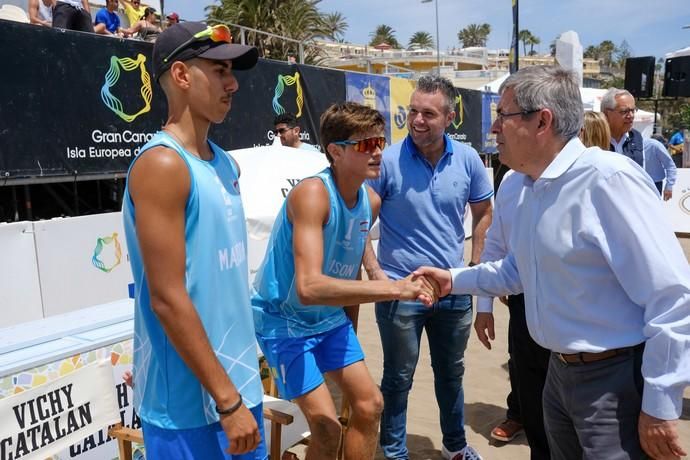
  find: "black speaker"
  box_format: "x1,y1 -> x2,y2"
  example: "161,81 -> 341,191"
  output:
624,56 -> 655,98
662,55 -> 690,97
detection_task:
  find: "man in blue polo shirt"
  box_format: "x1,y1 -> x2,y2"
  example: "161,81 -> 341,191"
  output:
364,75 -> 493,460
94,0 -> 127,36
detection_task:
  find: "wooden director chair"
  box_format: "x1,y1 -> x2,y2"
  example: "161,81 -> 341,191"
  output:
109,358 -> 310,460
109,395 -> 308,460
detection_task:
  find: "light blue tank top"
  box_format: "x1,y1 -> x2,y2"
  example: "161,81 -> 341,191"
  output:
123,132 -> 263,429
251,168 -> 372,338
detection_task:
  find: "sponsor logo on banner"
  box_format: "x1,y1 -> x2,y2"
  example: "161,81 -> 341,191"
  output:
100,54 -> 153,122
91,233 -> 123,273
362,83 -> 377,110
394,105 -> 407,129
452,94 -> 464,129
680,188 -> 690,215
0,361 -> 120,460
272,72 -> 304,117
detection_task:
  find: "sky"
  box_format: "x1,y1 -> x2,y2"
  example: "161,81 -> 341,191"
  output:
164,0 -> 690,60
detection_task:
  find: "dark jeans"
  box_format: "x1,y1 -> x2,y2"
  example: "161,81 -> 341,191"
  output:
543,344 -> 646,460
508,294 -> 551,460
376,295 -> 473,459
506,355 -> 521,422
52,2 -> 94,33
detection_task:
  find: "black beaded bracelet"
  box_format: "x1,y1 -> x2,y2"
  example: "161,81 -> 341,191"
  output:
215,397 -> 243,416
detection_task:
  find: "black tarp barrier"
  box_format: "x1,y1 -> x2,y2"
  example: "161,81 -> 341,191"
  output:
447,87 -> 483,151
0,19 -> 480,182
227,60 -> 344,150
1,20 -> 167,179
295,64 -> 347,149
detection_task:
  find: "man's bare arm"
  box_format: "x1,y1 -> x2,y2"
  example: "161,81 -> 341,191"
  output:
469,199 -> 493,265
362,187 -> 389,281
130,148 -> 259,453
290,179 -> 434,306
129,148 -> 243,411
28,0 -> 50,26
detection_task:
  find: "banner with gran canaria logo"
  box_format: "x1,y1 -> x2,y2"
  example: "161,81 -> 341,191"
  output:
389,77 -> 416,143
0,21 -> 169,179
446,87 -> 483,152
345,72 -> 392,143
229,60 -> 328,149
32,212 -> 132,316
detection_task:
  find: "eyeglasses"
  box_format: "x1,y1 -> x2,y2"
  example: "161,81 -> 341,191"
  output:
606,107 -> 638,117
495,108 -> 541,124
163,24 -> 232,64
333,136 -> 386,153
273,127 -> 295,136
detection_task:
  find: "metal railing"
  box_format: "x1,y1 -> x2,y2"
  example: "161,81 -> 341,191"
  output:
211,20 -> 307,64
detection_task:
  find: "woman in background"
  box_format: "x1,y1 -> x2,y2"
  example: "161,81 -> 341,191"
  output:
580,111 -> 611,150
129,7 -> 161,42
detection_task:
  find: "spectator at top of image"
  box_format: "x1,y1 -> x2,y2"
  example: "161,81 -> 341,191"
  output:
668,129 -> 684,156
117,0 -> 143,28
129,7 -> 161,42
580,111 -> 611,150
94,0 -> 131,36
165,11 -> 179,28
52,0 -> 93,33
28,0 -> 54,27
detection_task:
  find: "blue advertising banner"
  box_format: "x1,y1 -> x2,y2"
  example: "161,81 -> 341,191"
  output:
345,72 -> 392,142
482,92 -> 501,154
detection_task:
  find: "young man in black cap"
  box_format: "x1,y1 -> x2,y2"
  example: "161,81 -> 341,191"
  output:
122,22 -> 267,459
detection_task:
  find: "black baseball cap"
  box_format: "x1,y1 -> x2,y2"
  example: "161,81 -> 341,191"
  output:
152,21 -> 258,81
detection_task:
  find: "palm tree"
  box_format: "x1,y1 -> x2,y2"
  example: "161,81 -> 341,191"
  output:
205,0 -> 330,64
527,34 -> 541,55
369,24 -> 401,49
584,45 -> 599,59
598,40 -> 617,67
518,29 -> 532,56
408,31 -> 434,50
457,23 -> 491,48
322,11 -> 347,42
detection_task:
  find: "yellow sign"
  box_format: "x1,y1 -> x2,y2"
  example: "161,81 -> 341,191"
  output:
389,78 -> 416,143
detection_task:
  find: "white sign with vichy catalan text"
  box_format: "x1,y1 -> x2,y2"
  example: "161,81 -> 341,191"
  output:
0,361 -> 120,460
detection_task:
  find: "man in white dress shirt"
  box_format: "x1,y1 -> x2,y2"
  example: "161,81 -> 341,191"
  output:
417,66 -> 690,460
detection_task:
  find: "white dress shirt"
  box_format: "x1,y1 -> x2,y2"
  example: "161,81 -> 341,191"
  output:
450,137 -> 690,420
476,170 -> 522,313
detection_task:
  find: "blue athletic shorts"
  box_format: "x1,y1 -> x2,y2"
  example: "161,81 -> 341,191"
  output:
257,322 -> 364,400
141,403 -> 267,460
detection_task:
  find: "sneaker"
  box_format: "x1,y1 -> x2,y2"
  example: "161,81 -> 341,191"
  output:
490,419 -> 524,442
441,444 -> 484,460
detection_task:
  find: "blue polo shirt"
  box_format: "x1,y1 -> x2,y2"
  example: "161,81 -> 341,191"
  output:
367,134 -> 493,280
95,8 -> 120,33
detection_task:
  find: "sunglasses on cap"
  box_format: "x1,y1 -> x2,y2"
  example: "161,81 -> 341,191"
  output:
163,24 -> 232,64
333,136 -> 386,153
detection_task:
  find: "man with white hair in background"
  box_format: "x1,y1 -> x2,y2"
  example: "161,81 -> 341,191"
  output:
602,88 -> 677,200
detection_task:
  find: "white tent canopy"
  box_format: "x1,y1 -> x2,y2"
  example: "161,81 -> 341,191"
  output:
666,46 -> 690,59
